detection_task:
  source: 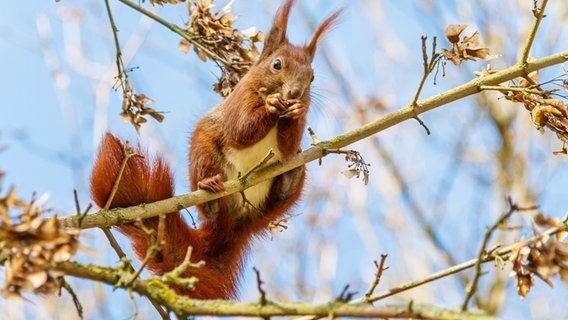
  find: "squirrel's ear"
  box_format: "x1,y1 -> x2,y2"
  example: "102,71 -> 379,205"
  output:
259,0 -> 294,60
306,8 -> 344,61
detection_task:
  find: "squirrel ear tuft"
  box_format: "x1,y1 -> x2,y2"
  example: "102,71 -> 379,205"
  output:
259,0 -> 295,60
306,8 -> 344,60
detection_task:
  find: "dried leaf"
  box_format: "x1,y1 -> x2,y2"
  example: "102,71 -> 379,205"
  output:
180,0 -> 263,96
441,25 -> 490,66
509,235 -> 568,299
179,39 -> 191,54
464,47 -> 490,60
27,271 -> 48,289
534,213 -> 561,228
444,24 -> 467,44
268,217 -> 290,240
194,47 -> 208,62
543,99 -> 565,109
0,187 -> 79,297
515,273 -> 534,298
341,169 -> 358,179
462,30 -> 480,48
532,105 -> 565,128
240,27 -> 258,38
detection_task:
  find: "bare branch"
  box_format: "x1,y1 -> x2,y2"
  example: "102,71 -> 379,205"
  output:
362,225 -> 564,303
58,277 -> 83,319
59,259 -> 501,319
253,267 -> 268,306
518,0 -> 549,65
364,255 -> 389,302
461,198 -> 538,310
57,50 -> 568,230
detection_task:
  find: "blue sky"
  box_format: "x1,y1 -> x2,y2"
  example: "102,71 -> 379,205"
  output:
1,1 -> 568,319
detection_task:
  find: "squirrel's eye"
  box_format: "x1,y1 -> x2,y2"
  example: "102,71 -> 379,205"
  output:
310,74 -> 315,83
272,58 -> 282,71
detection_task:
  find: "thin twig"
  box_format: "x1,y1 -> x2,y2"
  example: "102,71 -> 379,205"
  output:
253,267 -> 268,306
410,35 -> 439,135
308,127 -> 320,145
104,0 -> 129,91
162,246 -> 205,289
59,277 -> 84,319
183,208 -> 198,229
335,284 -> 357,303
461,198 -> 538,310
360,224 -> 561,303
125,214 -> 167,287
240,149 -> 275,181
479,85 -> 556,95
116,0 -> 233,67
518,0 -> 549,65
102,141 -> 140,211
73,189 -> 81,215
93,137 -> 168,319
101,228 -> 130,264
99,140 -> 140,264
364,254 -> 389,302
73,189 -> 89,228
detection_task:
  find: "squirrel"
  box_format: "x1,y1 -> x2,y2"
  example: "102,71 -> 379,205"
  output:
90,0 -> 341,300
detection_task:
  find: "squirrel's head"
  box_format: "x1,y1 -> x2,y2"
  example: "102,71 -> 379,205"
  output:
251,0 -> 343,102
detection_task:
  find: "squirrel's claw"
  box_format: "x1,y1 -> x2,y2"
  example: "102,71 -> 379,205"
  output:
266,93 -> 288,115
280,99 -> 307,119
198,174 -> 225,193
198,174 -> 225,221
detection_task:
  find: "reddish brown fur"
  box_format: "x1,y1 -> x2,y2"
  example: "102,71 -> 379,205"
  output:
91,133 -> 240,299
306,9 -> 344,59
259,0 -> 295,61
90,0 -> 341,300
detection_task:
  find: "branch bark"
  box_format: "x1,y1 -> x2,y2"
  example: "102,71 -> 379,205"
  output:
58,50 -> 568,230
56,225 -> 565,319
55,261 -> 494,319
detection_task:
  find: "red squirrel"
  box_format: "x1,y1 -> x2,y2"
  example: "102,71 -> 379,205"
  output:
90,0 -> 341,300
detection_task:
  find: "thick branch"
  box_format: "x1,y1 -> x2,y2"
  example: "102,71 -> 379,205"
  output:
58,50 -> 568,229
55,261 -> 493,319
58,225 -> 565,318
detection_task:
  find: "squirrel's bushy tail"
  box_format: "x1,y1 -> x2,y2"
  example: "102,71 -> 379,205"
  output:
90,133 -> 237,299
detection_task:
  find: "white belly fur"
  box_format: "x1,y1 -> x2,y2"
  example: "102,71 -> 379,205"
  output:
224,127 -> 282,215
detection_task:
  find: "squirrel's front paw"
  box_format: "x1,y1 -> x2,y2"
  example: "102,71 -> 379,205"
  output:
198,174 -> 225,193
281,99 -> 307,119
198,174 -> 225,220
265,93 -> 288,115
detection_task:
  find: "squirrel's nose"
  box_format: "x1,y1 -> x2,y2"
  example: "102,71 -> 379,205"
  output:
288,87 -> 304,100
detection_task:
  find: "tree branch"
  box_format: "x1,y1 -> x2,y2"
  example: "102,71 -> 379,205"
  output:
518,0 -> 549,65
58,50 -> 568,230
54,261 -> 494,319
361,225 -> 565,303
56,224 -> 566,318
461,198 -> 538,310
116,0 -> 233,67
